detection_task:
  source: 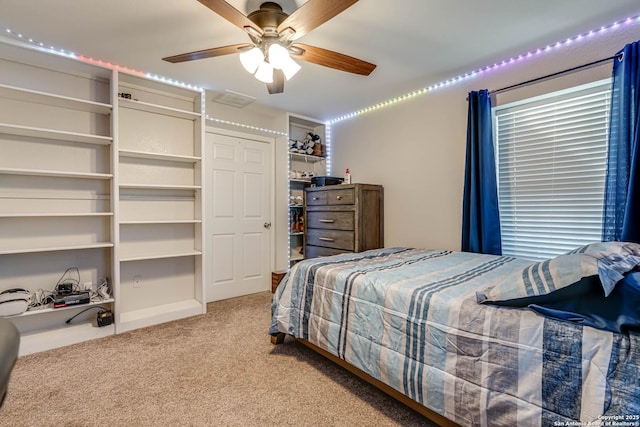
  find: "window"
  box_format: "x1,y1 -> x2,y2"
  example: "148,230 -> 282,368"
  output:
493,80 -> 611,261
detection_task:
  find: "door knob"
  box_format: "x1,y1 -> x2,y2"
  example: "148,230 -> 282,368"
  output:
263,222 -> 272,229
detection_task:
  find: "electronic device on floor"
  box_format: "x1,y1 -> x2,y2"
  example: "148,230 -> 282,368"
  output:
97,309 -> 113,327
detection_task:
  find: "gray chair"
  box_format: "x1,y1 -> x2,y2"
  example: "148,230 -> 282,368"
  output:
0,319 -> 19,408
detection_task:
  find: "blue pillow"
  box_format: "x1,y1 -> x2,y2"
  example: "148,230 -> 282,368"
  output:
529,269 -> 640,333
565,241 -> 640,256
477,241 -> 640,304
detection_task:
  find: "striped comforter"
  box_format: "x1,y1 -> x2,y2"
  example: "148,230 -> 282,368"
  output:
269,248 -> 640,426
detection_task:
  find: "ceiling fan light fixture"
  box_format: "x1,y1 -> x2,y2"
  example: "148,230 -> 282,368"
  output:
163,0 -> 375,94
281,57 -> 301,80
239,47 -> 264,74
255,61 -> 274,83
268,43 -> 290,69
268,43 -> 300,80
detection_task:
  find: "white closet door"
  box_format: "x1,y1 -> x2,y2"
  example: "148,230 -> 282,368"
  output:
206,130 -> 272,301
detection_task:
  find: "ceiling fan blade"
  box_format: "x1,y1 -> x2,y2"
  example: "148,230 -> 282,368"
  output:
267,69 -> 285,94
277,0 -> 358,40
291,44 -> 376,76
197,0 -> 263,36
162,43 -> 252,63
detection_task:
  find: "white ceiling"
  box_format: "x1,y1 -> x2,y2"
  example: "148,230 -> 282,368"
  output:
1,1 -> 639,121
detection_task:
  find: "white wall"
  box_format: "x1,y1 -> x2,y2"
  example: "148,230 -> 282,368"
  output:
330,24 -> 640,251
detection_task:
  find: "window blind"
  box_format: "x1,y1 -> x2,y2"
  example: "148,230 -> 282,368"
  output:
494,81 -> 611,261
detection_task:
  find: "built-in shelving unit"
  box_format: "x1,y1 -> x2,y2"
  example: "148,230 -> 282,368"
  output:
0,39 -> 205,354
286,114 -> 326,266
0,41 -> 115,355
115,71 -> 205,333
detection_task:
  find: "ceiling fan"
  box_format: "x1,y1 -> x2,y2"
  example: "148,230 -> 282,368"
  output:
162,0 -> 376,94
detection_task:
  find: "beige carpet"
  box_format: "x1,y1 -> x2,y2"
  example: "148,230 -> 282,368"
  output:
0,291 -> 436,427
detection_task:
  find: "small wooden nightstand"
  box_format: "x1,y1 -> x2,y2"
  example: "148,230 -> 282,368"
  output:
271,270 -> 288,293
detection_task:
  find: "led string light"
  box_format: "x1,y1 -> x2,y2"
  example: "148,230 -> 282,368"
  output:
324,123 -> 332,176
2,26 -> 76,59
287,146 -> 292,265
4,13 -> 639,124
204,115 -> 287,136
328,14 -> 640,124
6,13 -> 635,189
144,73 -> 201,91
0,26 -> 201,90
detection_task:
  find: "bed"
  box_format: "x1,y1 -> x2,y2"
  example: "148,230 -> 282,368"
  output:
269,244 -> 640,426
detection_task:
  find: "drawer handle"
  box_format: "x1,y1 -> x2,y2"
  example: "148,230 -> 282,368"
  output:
319,219 -> 335,223
319,237 -> 335,242
336,196 -> 342,200
312,197 -> 319,201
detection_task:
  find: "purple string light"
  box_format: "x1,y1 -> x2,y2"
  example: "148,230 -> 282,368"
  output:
330,14 -> 640,123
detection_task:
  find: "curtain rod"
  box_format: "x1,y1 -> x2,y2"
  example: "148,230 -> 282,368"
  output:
488,53 -> 622,96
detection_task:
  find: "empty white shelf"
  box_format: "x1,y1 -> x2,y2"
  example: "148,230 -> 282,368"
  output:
0,212 -> 113,218
119,219 -> 201,224
120,250 -> 202,262
119,98 -> 200,120
119,183 -> 201,190
0,242 -> 114,255
0,122 -> 112,145
0,83 -> 112,114
119,149 -> 200,163
0,167 -> 112,180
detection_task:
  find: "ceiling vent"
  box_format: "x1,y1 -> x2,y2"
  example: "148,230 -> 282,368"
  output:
212,90 -> 256,108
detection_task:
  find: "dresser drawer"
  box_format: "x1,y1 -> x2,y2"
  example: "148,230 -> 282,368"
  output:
326,188 -> 354,205
306,229 -> 354,251
306,188 -> 355,206
307,211 -> 354,230
306,192 -> 328,206
305,245 -> 351,259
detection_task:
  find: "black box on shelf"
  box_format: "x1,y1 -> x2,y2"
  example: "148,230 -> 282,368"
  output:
311,176 -> 344,186
53,291 -> 90,308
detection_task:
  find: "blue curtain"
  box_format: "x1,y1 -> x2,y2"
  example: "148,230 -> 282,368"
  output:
461,90 -> 502,255
603,41 -> 640,243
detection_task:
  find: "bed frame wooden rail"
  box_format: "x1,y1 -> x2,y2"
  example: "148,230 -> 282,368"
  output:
271,332 -> 458,427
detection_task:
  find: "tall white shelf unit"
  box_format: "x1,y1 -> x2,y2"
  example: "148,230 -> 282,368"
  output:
0,40 -> 205,354
0,42 -> 115,355
114,72 -> 205,333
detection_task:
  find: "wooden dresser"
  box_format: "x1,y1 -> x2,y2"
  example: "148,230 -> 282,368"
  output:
304,184 -> 384,259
